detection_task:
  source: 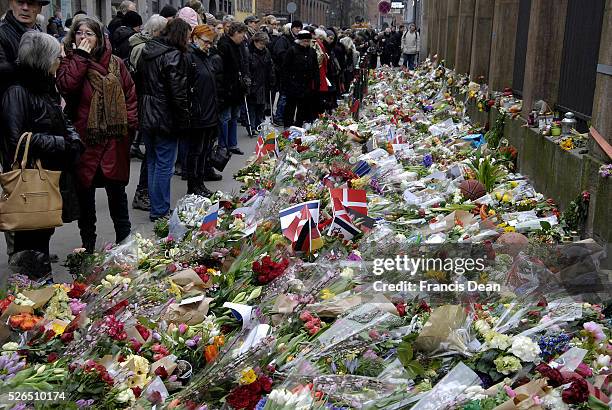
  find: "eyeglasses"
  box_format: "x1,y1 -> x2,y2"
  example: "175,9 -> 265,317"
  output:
76,31 -> 96,38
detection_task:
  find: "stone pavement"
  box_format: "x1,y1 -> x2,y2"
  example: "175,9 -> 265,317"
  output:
0,128 -> 258,285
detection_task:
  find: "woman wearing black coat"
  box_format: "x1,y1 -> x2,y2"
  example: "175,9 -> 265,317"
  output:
247,32 -> 275,136
184,24 -> 223,197
138,18 -> 191,221
281,30 -> 319,127
1,32 -> 83,278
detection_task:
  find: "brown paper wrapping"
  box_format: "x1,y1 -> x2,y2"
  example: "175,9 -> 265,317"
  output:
309,296 -> 363,318
163,296 -> 213,325
414,305 -> 467,353
150,355 -> 177,376
22,287 -> 56,309
169,269 -> 212,293
492,379 -> 550,410
126,325 -> 149,344
0,287 -> 56,343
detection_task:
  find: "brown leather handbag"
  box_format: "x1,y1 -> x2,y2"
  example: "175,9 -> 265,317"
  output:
0,132 -> 63,231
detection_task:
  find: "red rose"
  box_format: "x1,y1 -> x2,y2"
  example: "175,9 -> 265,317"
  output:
155,366 -> 169,379
535,363 -> 565,387
44,330 -> 56,341
60,332 -> 74,344
68,282 -> 87,298
47,352 -> 59,363
259,375 -> 273,393
135,324 -> 151,341
562,377 -> 589,404
129,338 -> 142,352
131,387 -> 142,398
395,303 -> 406,317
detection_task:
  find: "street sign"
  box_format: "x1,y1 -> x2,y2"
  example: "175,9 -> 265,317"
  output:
390,8 -> 403,14
287,2 -> 297,13
391,1 -> 404,8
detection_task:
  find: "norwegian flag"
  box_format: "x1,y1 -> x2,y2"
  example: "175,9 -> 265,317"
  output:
328,214 -> 361,240
330,188 -> 367,217
328,188 -> 369,240
200,202 -> 219,233
254,131 -> 278,159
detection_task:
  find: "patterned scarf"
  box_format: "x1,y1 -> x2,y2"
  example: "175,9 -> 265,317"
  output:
85,55 -> 128,144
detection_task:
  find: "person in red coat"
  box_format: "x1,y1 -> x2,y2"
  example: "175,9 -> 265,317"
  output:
57,17 -> 138,253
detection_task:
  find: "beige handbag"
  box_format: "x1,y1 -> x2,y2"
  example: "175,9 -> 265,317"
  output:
0,132 -> 63,231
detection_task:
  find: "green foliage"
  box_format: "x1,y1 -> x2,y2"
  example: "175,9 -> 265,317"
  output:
485,112 -> 506,149
468,151 -> 507,192
397,342 -> 425,379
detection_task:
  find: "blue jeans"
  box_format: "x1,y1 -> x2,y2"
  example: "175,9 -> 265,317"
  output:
402,53 -> 417,70
144,132 -> 178,219
275,94 -> 287,122
219,104 -> 241,149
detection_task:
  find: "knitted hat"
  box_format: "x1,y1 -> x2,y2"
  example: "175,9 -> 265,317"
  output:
177,7 -> 199,30
159,5 -> 178,18
296,30 -> 312,40
123,11 -> 143,28
192,24 -> 216,41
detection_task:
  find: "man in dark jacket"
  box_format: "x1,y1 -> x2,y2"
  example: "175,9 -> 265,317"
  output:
0,0 -> 46,95
272,19 -> 302,125
108,0 -> 136,37
111,10 -> 143,59
216,22 -> 248,155
247,32 -> 275,136
282,30 -> 319,128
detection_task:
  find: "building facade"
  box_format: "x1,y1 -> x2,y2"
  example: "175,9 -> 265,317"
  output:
0,0 -> 255,24
257,0 -> 330,25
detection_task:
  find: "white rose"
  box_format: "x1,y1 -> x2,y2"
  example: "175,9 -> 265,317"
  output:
596,354 -> 610,369
116,388 -> 136,403
2,342 -> 19,350
509,335 -> 541,362
340,267 -> 354,279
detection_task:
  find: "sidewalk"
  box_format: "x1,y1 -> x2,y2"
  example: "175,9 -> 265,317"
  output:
0,128 -> 258,285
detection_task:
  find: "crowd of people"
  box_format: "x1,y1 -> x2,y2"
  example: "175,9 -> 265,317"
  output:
0,0 -> 420,279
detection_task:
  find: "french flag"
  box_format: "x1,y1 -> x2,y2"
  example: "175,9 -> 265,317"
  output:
200,202 -> 219,233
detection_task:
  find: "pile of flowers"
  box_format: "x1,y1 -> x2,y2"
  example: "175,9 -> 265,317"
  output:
0,61 -> 609,410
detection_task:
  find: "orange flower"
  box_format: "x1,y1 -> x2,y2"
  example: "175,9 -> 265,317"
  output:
204,345 -> 218,363
213,335 -> 225,347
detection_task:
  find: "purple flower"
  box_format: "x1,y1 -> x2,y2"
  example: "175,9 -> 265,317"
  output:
422,154 -> 433,168
10,404 -> 27,410
0,352 -> 25,382
152,332 -> 162,341
75,399 -> 95,408
347,252 -> 362,261
178,323 -> 188,334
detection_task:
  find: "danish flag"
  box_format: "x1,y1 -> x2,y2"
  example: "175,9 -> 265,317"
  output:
255,131 -> 278,159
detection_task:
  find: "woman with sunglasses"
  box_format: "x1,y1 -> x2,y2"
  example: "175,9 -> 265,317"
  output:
183,24 -> 223,196
57,17 -> 138,253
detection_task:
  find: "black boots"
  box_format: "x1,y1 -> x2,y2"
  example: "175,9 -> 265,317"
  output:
187,179 -> 213,197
